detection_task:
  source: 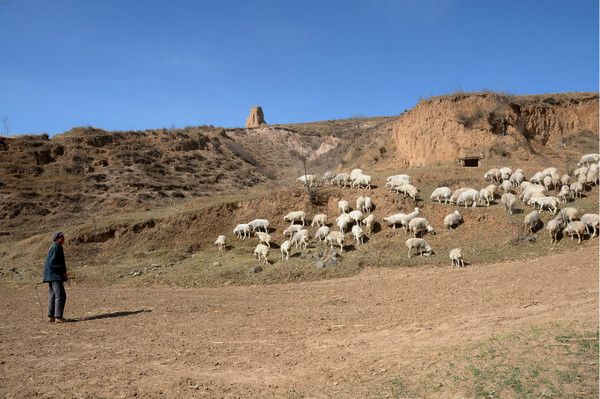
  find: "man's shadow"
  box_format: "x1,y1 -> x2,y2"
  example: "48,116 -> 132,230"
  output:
70,309 -> 151,322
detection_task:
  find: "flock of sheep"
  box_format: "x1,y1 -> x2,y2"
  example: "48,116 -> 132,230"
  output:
213,153 -> 600,268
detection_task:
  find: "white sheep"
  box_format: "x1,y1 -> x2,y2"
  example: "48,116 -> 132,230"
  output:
449,188 -> 469,204
558,185 -> 571,204
332,173 -> 351,187
325,231 -> 345,252
314,225 -> 331,242
320,171 -> 336,186
542,175 -> 553,191
546,216 -> 566,243
524,210 -> 542,234
291,229 -> 309,249
253,243 -> 269,264
214,235 -> 226,252
509,170 -> 525,186
311,213 -> 327,227
393,183 -> 418,200
408,217 -> 435,237
560,174 -> 571,186
351,224 -> 365,245
297,174 -> 316,187
348,210 -> 365,224
444,210 -> 463,229
528,196 -> 558,214
501,193 -> 517,215
449,248 -> 464,267
280,240 -> 292,261
283,224 -> 303,238
256,232 -> 272,247
581,213 -> 599,237
577,153 -> 600,166
233,223 -> 251,239
336,213 -> 351,232
338,199 -> 350,214
430,187 -> 452,203
456,188 -> 479,208
586,168 -> 599,186
362,197 -> 373,213
563,221 -> 587,244
559,207 -> 580,222
352,174 -> 372,189
484,168 -> 501,182
569,181 -> 584,198
405,238 -> 434,258
350,168 -> 363,180
362,213 -> 375,234
248,219 -> 270,232
284,211 -> 306,226
356,196 -> 366,212
499,167 -> 513,181
529,171 -> 546,184
479,184 -> 497,206
500,180 -> 514,193
386,175 -> 412,191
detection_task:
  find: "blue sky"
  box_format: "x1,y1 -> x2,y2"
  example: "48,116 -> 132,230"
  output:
0,0 -> 598,135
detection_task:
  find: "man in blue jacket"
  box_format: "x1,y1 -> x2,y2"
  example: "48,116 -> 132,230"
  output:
43,232 -> 68,322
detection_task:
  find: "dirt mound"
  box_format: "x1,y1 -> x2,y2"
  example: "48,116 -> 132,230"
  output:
393,92 -> 599,166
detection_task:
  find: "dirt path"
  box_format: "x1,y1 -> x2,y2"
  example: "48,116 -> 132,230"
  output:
0,246 -> 597,398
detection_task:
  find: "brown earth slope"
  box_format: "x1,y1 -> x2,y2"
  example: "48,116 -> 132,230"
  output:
394,92 -> 599,166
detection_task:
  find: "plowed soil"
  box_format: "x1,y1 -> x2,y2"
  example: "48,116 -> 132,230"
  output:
0,245 -> 597,398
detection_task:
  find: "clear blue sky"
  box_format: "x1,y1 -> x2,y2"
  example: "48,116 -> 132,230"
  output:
1,0 -> 598,135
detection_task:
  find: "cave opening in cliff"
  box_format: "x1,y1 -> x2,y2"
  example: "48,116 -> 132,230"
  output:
464,158 -> 479,167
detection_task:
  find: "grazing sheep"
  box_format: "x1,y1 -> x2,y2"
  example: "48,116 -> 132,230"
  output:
449,248 -> 464,268
348,210 -> 365,224
350,169 -> 363,180
256,232 -> 272,247
524,210 -> 542,234
484,168 -> 501,182
336,213 -> 352,232
449,188 -> 469,204
291,229 -> 309,249
444,210 -> 463,229
283,224 -> 303,238
405,238 -> 434,258
560,174 -> 571,186
570,181 -> 584,198
509,169 -> 525,186
500,180 -> 514,193
233,224 -> 251,239
501,193 -> 517,214
320,171 -> 336,186
356,196 -> 366,212
284,211 -> 306,226
314,225 -> 331,242
248,219 -> 270,232
311,213 -> 327,227
280,240 -> 292,261
214,235 -> 226,252
528,196 -> 558,214
297,174 -> 316,187
580,213 -> 599,237
383,208 -> 420,230
559,207 -> 580,222
499,167 -> 513,181
521,185 -> 547,203
393,183 -> 418,200
558,185 -> 571,204
325,231 -> 345,252
430,187 -> 452,203
543,175 -> 553,191
408,217 -> 436,237
386,174 -> 411,191
479,185 -> 497,206
586,168 -> 599,186
352,174 -> 372,189
362,213 -> 375,234
351,224 -> 365,245
362,197 -> 373,213
253,243 -> 269,264
546,216 -> 566,243
577,153 -> 600,166
456,188 -> 479,208
332,173 -> 351,188
338,200 -> 350,214
563,221 -> 587,244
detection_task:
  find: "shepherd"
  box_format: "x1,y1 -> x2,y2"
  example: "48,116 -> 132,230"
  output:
43,232 -> 68,322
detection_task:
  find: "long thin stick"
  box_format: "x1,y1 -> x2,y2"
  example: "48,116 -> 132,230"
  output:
35,282 -> 45,320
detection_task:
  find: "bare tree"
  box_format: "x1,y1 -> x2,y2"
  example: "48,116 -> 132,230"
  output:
300,147 -> 323,205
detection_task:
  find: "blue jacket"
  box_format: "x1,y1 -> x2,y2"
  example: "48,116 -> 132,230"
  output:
43,243 -> 67,282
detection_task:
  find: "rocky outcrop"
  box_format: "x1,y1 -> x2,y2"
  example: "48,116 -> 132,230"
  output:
393,92 -> 599,166
245,106 -> 266,128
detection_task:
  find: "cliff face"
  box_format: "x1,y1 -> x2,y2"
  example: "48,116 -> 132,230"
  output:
393,92 -> 599,166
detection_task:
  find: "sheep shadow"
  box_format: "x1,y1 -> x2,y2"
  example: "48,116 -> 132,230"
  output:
530,222 -> 544,234
343,244 -> 357,252
512,208 -> 524,215
371,221 -> 382,234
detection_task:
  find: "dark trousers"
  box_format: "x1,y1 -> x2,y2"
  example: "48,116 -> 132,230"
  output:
48,281 -> 66,318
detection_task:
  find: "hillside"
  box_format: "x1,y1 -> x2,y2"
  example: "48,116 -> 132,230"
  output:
0,92 -> 598,288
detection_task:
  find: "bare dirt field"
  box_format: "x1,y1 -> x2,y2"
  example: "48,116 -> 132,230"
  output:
1,245 -> 597,398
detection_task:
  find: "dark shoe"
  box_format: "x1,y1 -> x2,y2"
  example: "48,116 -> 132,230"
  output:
55,317 -> 66,323
47,317 -> 55,323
